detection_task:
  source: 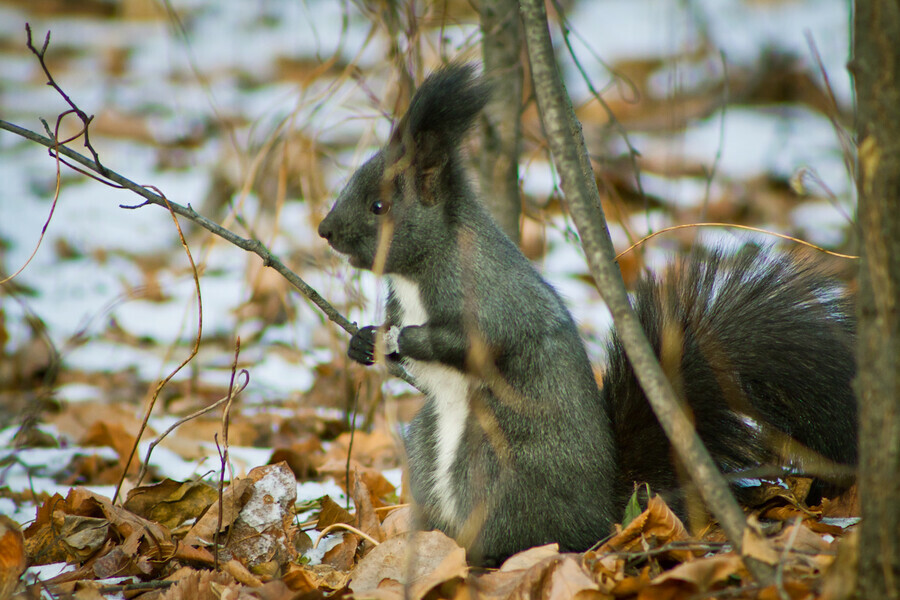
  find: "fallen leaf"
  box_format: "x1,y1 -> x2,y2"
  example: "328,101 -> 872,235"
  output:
81,421 -> 141,478
771,523 -> 831,556
351,469 -> 385,546
649,553 -> 744,591
323,533 -> 359,571
741,517 -> 779,566
817,484 -> 859,518
318,458 -> 396,506
182,478 -> 253,547
282,563 -> 317,593
317,495 -> 354,529
499,543 -> 560,572
222,558 -> 263,587
321,430 -> 399,472
159,568 -> 237,600
124,479 -> 218,530
225,462 -> 298,570
590,495 -> 694,563
350,531 -> 466,600
0,516 -> 26,600
305,563 -> 351,591
757,580 -> 813,600
381,506 -> 412,539
474,555 -> 605,600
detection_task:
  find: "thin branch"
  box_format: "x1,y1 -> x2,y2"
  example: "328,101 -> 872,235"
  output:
25,24 -> 104,172
215,339 -> 244,571
700,50 -> 729,219
314,522 -> 381,548
0,118 -> 417,388
114,187 -> 204,503
134,370 -> 250,487
614,223 -> 859,262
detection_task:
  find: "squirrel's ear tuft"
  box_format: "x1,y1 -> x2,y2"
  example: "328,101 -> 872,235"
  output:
386,63 -> 491,203
402,63 -> 490,147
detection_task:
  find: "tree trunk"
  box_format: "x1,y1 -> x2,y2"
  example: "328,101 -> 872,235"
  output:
851,1 -> 900,598
479,0 -> 523,243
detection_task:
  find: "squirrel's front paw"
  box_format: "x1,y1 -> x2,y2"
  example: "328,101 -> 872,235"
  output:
348,326 -> 378,365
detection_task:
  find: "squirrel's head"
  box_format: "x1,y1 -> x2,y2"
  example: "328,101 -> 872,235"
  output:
318,64 -> 490,274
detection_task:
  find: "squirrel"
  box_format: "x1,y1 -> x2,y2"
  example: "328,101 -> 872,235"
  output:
317,64 -> 858,566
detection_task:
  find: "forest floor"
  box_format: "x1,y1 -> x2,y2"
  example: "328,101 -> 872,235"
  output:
0,1 -> 859,599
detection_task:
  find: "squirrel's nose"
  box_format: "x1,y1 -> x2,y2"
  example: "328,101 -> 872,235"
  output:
317,218 -> 333,242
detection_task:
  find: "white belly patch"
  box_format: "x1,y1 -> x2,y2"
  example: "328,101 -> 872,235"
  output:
389,275 -> 469,525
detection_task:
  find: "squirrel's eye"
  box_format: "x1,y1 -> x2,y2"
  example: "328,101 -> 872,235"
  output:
371,199 -> 391,215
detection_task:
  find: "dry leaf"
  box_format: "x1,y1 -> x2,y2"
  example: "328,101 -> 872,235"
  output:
182,478 -> 253,547
124,479 -> 218,530
321,430 -> 399,472
499,543 -> 560,572
282,564 -> 317,593
0,516 -> 26,600
222,558 -> 263,587
649,554 -> 744,592
817,484 -> 859,518
544,556 -> 605,600
318,458 -> 396,506
351,469 -> 385,546
474,555 -> 604,600
50,403 -> 153,447
317,495 -> 354,529
323,533 -> 359,571
757,580 -> 813,600
770,523 -> 831,556
24,488 -> 174,580
590,495 -> 694,563
741,517 -> 779,566
225,462 -> 298,570
350,531 -> 467,600
81,420 -> 141,477
381,506 -> 412,539
304,563 -> 351,591
269,436 -> 322,480
159,569 -> 237,600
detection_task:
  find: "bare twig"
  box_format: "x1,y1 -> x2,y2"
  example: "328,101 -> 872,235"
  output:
97,581 -> 175,593
214,339 -> 244,571
114,187 -> 204,503
614,223 -> 859,262
0,117 -> 417,389
3,25 -> 416,386
25,24 -> 105,173
700,50 -> 729,219
314,522 -> 381,548
804,31 -> 855,184
775,518 -> 804,600
134,370 -> 250,487
346,383 -> 361,511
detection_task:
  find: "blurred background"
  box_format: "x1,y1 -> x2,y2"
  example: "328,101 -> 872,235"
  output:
0,0 -> 855,508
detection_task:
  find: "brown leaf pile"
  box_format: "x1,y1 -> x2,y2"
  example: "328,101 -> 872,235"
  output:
6,468 -> 858,600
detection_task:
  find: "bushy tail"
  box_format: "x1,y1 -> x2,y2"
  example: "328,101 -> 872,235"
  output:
602,245 -> 857,517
